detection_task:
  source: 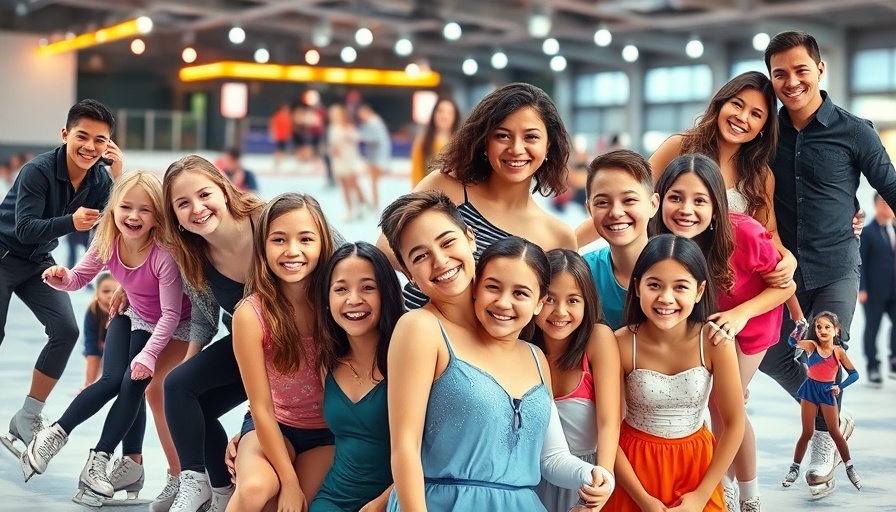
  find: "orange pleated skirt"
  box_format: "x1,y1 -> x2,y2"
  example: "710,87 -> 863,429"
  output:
604,421 -> 724,512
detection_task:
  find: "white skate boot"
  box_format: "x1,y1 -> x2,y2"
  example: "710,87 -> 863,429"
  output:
169,470 -> 212,512
209,484 -> 234,512
72,450 -> 115,509
104,455 -> 152,506
806,412 -> 855,499
150,471 -> 179,512
782,462 -> 800,487
2,407 -> 46,460
845,464 -> 862,490
22,422 -> 68,481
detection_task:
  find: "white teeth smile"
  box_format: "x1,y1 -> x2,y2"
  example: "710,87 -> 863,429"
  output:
504,160 -> 529,168
124,223 -> 142,230
489,311 -> 514,321
281,262 -> 305,271
433,266 -> 460,282
785,89 -> 804,97
674,218 -> 698,227
654,308 -> 677,315
549,320 -> 571,327
194,213 -> 212,224
728,122 -> 746,134
607,223 -> 631,232
344,312 -> 370,320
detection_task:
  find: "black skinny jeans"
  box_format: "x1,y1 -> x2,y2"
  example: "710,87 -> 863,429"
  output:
57,315 -> 148,454
165,334 -> 246,488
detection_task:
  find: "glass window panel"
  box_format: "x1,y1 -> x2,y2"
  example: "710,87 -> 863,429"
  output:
852,49 -> 891,92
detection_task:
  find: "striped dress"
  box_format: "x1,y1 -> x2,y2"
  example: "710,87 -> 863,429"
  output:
403,187 -> 512,310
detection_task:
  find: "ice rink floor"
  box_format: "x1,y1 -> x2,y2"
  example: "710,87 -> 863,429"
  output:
0,151 -> 893,511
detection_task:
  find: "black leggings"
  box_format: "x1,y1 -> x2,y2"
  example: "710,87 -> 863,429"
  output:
57,315 -> 148,454
165,334 -> 246,488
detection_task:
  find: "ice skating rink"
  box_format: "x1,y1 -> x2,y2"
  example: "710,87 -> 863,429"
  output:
0,152 -> 894,511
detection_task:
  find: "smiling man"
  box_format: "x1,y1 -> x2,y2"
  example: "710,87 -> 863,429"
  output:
760,30 -> 896,500
0,99 -> 121,458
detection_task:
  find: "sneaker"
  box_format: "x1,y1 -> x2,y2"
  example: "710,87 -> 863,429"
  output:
845,464 -> 862,490
170,470 -> 211,512
79,450 -> 114,498
740,496 -> 761,512
782,462 -> 800,487
209,485 -> 234,512
723,483 -> 739,512
150,471 -> 179,512
868,368 -> 883,386
108,455 -> 145,497
25,422 -> 68,474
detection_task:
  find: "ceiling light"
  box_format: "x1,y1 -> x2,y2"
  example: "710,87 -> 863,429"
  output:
593,26 -> 612,47
136,16 -> 153,34
305,49 -> 320,65
395,37 -> 413,57
622,44 -> 639,62
443,22 -> 462,41
405,63 -> 420,76
340,46 -> 357,64
182,47 -> 197,63
254,48 -> 270,64
38,38 -> 48,47
549,55 -> 567,72
229,26 -> 246,44
685,37 -> 704,59
528,13 -> 552,38
462,58 -> 478,76
753,32 -> 770,52
355,27 -> 373,47
491,51 -> 508,69
542,38 -> 559,56
130,38 -> 145,55
312,22 -> 332,47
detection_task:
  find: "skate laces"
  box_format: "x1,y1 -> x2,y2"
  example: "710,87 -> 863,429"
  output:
108,457 -> 136,484
156,473 -> 179,499
88,452 -> 110,481
809,433 -> 835,465
171,473 -> 203,509
30,414 -> 47,435
35,425 -> 66,460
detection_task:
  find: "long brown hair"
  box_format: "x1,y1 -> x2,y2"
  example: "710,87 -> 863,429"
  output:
679,71 -> 778,222
246,193 -> 335,374
421,97 -> 461,173
162,155 -> 264,290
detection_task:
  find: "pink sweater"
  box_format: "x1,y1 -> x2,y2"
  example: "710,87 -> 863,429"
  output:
51,237 -> 191,372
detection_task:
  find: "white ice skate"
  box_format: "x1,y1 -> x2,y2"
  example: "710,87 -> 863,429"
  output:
805,413 -> 855,500
209,484 -> 234,512
1,409 -> 46,460
22,422 -> 68,480
169,470 -> 212,512
104,455 -> 152,506
782,462 -> 800,488
845,464 -> 862,490
150,471 -> 179,512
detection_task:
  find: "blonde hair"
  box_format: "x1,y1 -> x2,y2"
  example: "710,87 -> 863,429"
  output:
245,193 -> 335,374
92,171 -> 165,263
163,155 -> 264,290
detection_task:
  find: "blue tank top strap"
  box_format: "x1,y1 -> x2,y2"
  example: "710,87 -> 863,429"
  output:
527,343 -> 545,385
436,319 -> 456,358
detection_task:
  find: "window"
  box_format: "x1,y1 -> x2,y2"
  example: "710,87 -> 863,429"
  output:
730,60 -> 767,79
644,65 -> 712,103
852,48 -> 896,92
575,71 -> 629,106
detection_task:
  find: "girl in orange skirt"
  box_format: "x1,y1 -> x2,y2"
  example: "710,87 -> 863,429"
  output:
606,234 -> 745,512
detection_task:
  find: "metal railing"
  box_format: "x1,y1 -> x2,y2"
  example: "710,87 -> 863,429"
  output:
116,109 -> 206,152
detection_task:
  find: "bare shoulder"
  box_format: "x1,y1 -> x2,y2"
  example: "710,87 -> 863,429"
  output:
414,170 -> 465,204
531,207 -> 577,250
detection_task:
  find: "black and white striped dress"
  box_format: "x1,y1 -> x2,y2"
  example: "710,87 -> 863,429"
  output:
402,188 -> 512,310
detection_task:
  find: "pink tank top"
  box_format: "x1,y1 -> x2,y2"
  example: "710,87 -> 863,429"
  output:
806,349 -> 840,382
555,354 -> 595,402
243,294 -> 327,429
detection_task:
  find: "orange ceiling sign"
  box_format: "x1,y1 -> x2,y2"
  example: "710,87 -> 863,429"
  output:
179,61 -> 441,87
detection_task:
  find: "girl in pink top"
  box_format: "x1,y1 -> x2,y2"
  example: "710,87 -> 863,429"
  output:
653,154 -> 796,510
22,171 -> 192,507
231,193 -> 337,512
532,249 -> 621,512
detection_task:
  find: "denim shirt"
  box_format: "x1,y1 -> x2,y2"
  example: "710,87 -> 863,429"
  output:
773,91 -> 896,290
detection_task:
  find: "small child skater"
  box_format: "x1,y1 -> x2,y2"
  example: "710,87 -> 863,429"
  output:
22,171 -> 192,508
533,249 -> 621,512
605,234 -> 744,512
229,193 -> 337,512
783,311 -> 861,491
81,272 -> 118,389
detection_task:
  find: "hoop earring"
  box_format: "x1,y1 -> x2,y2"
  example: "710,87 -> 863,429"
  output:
178,224 -> 184,232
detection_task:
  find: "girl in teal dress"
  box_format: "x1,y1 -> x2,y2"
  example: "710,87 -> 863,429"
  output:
310,242 -> 404,512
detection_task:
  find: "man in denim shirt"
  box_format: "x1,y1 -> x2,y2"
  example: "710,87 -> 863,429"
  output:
0,100 -> 122,457
760,30 -> 896,498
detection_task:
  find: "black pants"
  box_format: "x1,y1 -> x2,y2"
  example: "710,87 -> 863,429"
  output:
57,316 -> 148,454
861,298 -> 896,371
0,252 -> 79,380
165,334 -> 246,488
760,272 -> 859,431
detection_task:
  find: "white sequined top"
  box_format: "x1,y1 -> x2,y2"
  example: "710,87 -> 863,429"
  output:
624,329 -> 712,439
726,187 -> 749,214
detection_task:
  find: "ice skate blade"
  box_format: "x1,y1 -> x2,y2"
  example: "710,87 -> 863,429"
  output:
103,497 -> 153,506
18,450 -> 37,482
1,433 -> 23,459
809,480 -> 836,500
73,488 -> 105,510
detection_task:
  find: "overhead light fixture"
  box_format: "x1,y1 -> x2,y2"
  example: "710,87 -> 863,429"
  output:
462,58 -> 478,76
405,62 -> 420,77
491,51 -> 508,69
179,61 -> 441,87
549,55 -> 567,72
395,37 -> 413,57
542,38 -> 559,56
229,26 -> 246,44
622,44 -> 639,63
341,46 -> 357,64
593,25 -> 612,47
305,49 -> 320,65
686,37 -> 704,59
130,38 -> 145,55
312,21 -> 332,47
254,48 -> 270,63
355,27 -> 373,47
37,18 -> 159,56
528,12 -> 552,38
182,47 -> 197,63
136,16 -> 153,34
753,32 -> 770,51
443,22 -> 462,41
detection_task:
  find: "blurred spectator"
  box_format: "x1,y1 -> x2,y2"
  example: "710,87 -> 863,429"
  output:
269,103 -> 292,172
859,192 -> 896,385
327,104 -> 367,221
357,104 -> 391,210
217,147 -> 259,194
292,104 -> 323,171
410,97 -> 461,188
